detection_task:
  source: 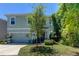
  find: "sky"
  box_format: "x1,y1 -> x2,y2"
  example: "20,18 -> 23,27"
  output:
0,3 -> 59,20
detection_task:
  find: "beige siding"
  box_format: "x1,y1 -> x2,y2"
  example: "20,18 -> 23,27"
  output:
7,15 -> 29,28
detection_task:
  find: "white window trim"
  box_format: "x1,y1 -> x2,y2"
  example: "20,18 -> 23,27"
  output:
10,16 -> 16,26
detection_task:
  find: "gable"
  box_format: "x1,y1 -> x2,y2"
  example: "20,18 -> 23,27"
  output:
6,14 -> 29,28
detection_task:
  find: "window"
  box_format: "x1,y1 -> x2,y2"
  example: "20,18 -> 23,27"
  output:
10,17 -> 15,25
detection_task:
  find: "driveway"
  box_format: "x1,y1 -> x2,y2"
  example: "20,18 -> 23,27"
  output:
0,44 -> 26,56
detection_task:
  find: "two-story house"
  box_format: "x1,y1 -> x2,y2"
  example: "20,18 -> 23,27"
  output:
6,14 -> 53,43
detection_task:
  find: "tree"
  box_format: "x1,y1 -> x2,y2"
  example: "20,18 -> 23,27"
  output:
50,14 -> 61,42
28,4 -> 46,44
56,3 -> 79,46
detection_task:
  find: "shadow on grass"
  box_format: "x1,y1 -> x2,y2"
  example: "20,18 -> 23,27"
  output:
74,52 -> 79,56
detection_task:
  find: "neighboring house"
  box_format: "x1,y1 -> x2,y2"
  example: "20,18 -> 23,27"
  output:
5,14 -> 53,43
0,19 -> 7,40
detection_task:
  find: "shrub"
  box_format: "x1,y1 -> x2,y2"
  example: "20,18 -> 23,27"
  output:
44,40 -> 56,45
49,32 -> 61,42
18,45 -> 57,56
30,45 -> 53,53
0,40 -> 8,44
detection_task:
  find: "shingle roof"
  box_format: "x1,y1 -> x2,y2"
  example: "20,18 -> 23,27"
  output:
5,13 -> 32,16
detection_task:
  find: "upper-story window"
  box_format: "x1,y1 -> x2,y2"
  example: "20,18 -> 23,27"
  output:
10,17 -> 16,25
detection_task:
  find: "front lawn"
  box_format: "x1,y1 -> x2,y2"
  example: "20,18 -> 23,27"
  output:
53,44 -> 79,56
18,45 -> 55,56
18,44 -> 79,56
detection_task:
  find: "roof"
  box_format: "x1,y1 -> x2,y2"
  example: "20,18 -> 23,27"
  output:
5,13 -> 32,16
0,19 -> 7,22
5,13 -> 51,20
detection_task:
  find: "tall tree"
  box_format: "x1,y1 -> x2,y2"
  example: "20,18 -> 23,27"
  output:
51,14 -> 61,42
56,3 -> 79,46
28,4 -> 46,43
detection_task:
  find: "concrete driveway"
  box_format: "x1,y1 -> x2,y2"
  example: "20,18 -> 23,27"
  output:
0,44 -> 26,56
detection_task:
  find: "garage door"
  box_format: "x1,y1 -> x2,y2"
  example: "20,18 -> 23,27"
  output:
11,33 -> 30,43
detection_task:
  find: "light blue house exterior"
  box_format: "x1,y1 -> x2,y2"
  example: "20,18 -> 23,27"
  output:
6,14 -> 53,43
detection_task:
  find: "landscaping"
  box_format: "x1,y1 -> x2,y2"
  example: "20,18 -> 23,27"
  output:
0,3 -> 78,56
18,3 -> 79,56
44,40 -> 56,45
18,44 -> 79,56
0,40 -> 8,44
18,44 -> 56,56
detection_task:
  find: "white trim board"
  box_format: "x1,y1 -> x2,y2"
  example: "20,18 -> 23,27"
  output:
8,32 -> 30,33
7,28 -> 30,30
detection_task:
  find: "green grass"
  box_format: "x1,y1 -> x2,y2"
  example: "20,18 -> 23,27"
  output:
18,44 -> 79,56
53,44 -> 79,56
18,45 -> 55,56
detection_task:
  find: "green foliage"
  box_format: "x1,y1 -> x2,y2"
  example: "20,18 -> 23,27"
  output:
18,44 -> 79,56
51,14 -> 61,42
50,32 -> 61,42
56,3 -> 79,46
51,14 -> 60,32
18,45 -> 57,56
28,4 -> 46,39
30,45 -> 53,53
0,40 -> 8,44
44,40 -> 56,45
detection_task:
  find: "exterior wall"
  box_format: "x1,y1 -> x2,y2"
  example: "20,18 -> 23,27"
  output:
6,15 -> 31,33
6,14 -> 32,43
0,20 -> 7,40
6,14 -> 54,43
7,15 -> 29,28
7,28 -> 30,33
